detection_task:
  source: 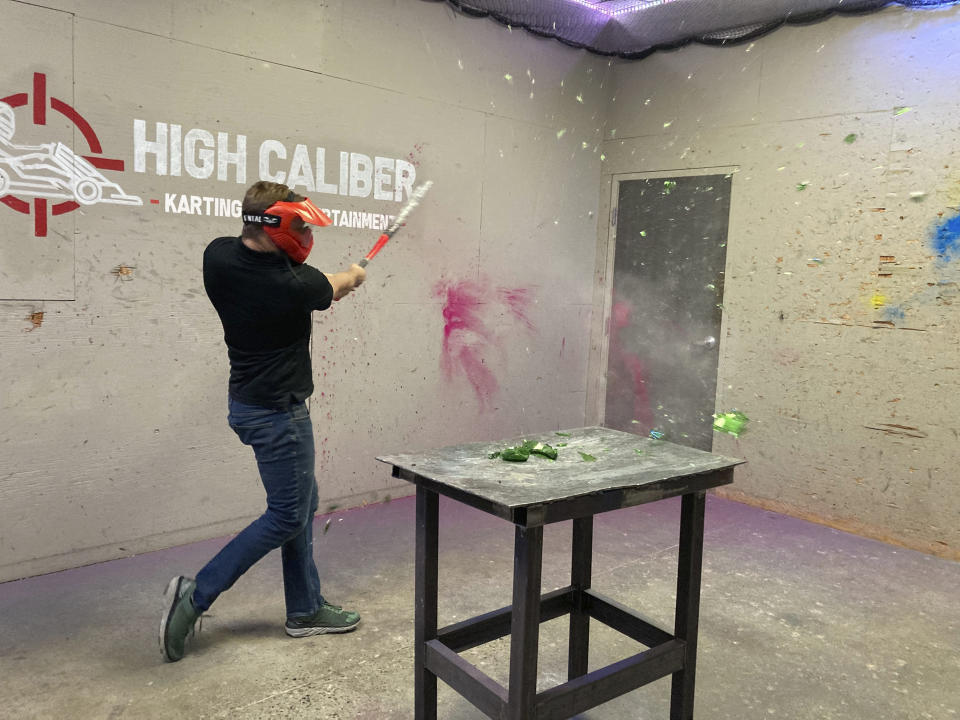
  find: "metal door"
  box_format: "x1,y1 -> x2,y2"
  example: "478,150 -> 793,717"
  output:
605,172 -> 733,450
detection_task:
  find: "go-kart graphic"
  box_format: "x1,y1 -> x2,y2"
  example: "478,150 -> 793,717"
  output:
0,101 -> 141,207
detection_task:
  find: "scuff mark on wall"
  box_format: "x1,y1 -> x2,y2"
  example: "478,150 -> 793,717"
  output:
111,264 -> 136,282
863,423 -> 928,439
877,256 -> 897,275
24,310 -> 43,331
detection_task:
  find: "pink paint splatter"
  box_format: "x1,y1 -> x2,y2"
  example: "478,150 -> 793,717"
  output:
406,143 -> 426,168
434,278 -> 538,410
434,279 -> 498,410
609,300 -> 654,430
497,287 -> 536,332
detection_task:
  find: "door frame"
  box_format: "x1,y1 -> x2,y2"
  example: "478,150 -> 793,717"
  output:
585,165 -> 740,428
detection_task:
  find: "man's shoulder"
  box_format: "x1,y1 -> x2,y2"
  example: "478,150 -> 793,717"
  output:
205,236 -> 238,255
292,261 -> 325,280
204,236 -> 240,267
292,262 -> 332,290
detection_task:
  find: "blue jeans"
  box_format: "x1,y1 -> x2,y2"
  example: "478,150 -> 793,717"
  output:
192,397 -> 325,619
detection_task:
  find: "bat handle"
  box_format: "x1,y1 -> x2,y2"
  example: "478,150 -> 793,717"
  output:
362,233 -> 391,266
336,255 -> 372,302
336,232 -> 387,299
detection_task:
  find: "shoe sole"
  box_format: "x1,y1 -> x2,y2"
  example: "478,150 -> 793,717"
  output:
285,619 -> 361,638
159,576 -> 184,662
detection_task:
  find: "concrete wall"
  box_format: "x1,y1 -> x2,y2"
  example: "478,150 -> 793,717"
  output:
0,0 -> 608,582
591,4 -> 960,559
6,1 -> 955,583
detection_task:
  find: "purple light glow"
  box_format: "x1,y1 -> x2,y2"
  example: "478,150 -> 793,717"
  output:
565,0 -> 680,16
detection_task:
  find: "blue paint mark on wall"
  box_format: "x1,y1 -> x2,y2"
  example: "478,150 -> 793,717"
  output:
884,305 -> 906,322
881,210 -> 960,325
932,212 -> 960,264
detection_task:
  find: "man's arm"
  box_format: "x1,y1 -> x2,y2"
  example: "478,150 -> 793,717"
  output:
324,264 -> 367,301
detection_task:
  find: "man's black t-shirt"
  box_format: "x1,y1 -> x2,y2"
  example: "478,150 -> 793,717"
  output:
203,236 -> 334,409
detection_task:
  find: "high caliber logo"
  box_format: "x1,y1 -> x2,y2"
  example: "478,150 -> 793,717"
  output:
0,72 -> 141,237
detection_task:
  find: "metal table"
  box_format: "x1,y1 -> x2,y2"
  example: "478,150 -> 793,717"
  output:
378,426 -> 744,720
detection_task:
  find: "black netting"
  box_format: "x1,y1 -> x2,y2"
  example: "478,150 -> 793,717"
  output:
420,0 -> 960,59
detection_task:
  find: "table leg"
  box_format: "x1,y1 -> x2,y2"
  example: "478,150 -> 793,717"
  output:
415,487 -> 439,720
670,491 -> 706,720
568,515 -> 593,680
507,524 -> 543,720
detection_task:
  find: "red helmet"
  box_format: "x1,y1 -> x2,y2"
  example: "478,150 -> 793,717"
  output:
242,195 -> 331,263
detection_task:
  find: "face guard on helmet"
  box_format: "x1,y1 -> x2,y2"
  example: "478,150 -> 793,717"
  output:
241,194 -> 332,264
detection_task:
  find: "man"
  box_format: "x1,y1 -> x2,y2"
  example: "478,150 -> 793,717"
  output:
160,181 -> 366,662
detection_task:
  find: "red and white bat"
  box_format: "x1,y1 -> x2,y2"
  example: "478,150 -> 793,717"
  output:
357,180 -> 433,267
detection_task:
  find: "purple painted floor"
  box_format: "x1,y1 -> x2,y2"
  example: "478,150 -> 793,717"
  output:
0,494 -> 957,719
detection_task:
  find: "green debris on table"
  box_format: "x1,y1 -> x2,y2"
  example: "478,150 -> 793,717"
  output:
843,133 -> 857,144
578,451 -> 597,462
555,432 -> 571,437
489,440 -> 558,462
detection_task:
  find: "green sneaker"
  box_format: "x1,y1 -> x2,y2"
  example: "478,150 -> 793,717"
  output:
159,576 -> 200,662
285,603 -> 361,637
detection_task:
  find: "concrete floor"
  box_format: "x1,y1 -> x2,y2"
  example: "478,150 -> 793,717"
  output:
0,494 -> 957,720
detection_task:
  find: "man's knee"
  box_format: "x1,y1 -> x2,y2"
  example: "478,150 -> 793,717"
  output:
267,507 -> 311,540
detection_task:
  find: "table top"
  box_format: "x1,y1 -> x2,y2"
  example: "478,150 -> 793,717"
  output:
377,426 -> 744,525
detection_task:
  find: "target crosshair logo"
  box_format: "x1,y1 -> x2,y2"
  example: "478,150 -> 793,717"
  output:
0,72 -> 141,238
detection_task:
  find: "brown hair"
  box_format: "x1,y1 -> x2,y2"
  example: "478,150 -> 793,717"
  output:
241,181 -> 305,238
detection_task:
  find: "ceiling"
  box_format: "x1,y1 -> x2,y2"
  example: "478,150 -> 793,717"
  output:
420,0 -> 958,59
